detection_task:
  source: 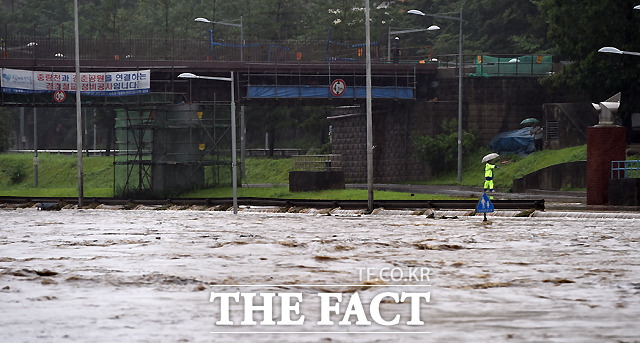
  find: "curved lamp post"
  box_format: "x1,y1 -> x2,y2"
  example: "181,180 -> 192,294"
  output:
408,8 -> 464,183
598,6 -> 640,56
195,17 -> 243,61
177,72 -> 238,214
598,46 -> 640,56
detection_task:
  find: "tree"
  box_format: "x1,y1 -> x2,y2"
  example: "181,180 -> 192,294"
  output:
463,0 -> 551,54
396,0 -> 550,56
538,0 -> 640,140
412,119 -> 479,175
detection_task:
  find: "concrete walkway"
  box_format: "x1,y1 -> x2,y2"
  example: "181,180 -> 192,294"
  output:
346,183 -> 586,202
244,182 -> 587,208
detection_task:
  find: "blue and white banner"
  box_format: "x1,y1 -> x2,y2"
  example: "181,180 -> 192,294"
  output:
1,68 -> 151,96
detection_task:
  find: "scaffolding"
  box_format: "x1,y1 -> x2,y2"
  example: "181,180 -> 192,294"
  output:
113,103 -> 235,197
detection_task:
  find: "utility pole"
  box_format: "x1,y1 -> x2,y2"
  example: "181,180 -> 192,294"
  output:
33,107 -> 38,187
365,0 -> 374,212
74,0 -> 83,207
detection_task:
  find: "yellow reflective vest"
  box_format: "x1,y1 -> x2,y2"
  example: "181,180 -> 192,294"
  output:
485,163 -> 496,180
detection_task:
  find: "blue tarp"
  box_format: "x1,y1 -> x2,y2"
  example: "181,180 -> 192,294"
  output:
246,85 -> 414,99
489,127 -> 535,155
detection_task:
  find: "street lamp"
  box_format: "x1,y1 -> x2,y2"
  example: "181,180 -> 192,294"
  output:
387,25 -> 440,62
409,8 -> 464,183
177,72 -> 238,214
195,17 -> 244,61
598,6 -> 640,56
598,46 -> 640,56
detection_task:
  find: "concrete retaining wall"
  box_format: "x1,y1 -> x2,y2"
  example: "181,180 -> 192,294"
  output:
289,171 -> 345,192
512,161 -> 586,193
609,178 -> 640,206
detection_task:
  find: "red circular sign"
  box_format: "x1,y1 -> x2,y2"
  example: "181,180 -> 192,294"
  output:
53,90 -> 66,103
330,79 -> 346,97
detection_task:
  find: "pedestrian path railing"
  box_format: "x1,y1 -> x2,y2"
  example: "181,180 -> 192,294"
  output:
611,160 -> 640,179
292,154 -> 342,171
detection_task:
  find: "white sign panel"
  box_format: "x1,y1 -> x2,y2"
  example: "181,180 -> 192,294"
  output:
1,68 -> 151,96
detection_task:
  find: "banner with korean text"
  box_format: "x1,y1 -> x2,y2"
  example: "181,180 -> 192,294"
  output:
1,68 -> 150,96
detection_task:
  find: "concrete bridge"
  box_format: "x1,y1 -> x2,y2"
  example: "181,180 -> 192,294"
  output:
1,60 -> 438,107
1,37 -> 439,107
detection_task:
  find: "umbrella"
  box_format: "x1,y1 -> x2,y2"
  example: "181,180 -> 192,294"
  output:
520,118 -> 540,125
482,153 -> 500,163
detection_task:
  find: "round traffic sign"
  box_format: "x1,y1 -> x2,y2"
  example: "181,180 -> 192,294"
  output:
330,79 -> 346,97
54,90 -> 66,103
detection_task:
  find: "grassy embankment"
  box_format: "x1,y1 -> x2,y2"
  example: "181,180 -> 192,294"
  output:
426,145 -> 588,191
0,145 -> 588,199
0,153 -> 113,197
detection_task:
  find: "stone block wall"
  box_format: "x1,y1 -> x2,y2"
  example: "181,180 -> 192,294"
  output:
331,110 -> 367,182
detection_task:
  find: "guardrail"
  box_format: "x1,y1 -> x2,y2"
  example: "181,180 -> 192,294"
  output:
8,149 -> 115,156
611,160 -> 640,179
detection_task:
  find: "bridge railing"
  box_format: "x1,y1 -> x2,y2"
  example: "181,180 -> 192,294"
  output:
1,36 -> 383,63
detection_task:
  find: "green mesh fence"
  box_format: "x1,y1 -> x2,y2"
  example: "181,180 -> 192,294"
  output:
471,55 -> 552,77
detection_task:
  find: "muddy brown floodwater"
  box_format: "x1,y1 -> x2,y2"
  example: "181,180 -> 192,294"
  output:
0,208 -> 639,342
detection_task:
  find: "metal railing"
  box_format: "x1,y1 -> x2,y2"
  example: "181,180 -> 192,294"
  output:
1,37 -> 381,63
611,160 -> 640,179
291,154 -> 342,171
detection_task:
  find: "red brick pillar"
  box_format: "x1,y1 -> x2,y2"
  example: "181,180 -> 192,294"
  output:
587,126 -> 626,205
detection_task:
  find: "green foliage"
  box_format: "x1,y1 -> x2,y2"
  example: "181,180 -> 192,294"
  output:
1,0 -> 552,55
412,119 -> 479,175
537,0 -> 640,119
5,165 -> 27,184
397,0 -> 551,57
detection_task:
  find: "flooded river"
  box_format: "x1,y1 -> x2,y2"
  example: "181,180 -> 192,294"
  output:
1,208 -> 639,342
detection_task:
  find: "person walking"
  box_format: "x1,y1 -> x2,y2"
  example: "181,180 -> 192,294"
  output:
391,37 -> 401,64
